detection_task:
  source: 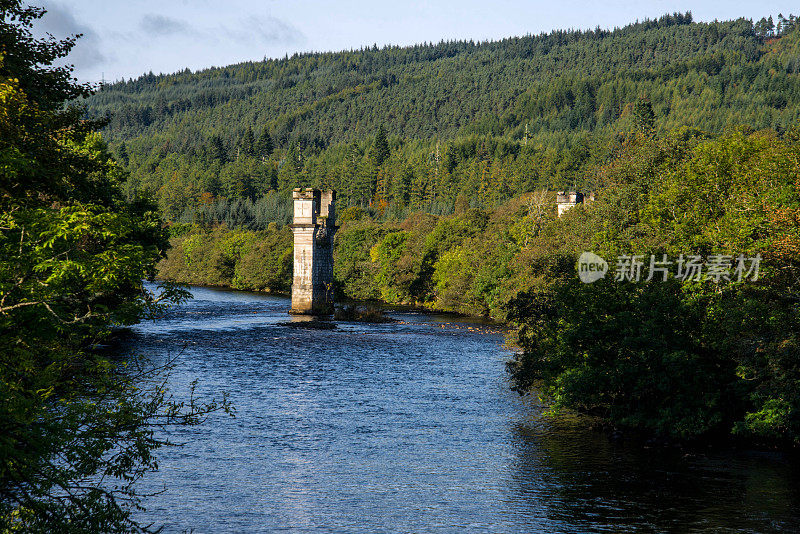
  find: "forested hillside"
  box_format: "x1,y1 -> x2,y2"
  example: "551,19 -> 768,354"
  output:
157,125 -> 800,444
82,12 -> 800,444
84,13 -> 800,224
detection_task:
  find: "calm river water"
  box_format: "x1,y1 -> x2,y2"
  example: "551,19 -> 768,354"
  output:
123,285 -> 800,533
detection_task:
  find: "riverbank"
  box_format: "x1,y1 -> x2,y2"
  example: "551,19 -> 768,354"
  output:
157,198 -> 541,321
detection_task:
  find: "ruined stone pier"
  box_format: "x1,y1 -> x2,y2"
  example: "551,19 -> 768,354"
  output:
289,188 -> 337,315
556,191 -> 595,217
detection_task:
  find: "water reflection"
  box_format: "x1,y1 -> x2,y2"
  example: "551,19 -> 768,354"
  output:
508,411 -> 800,533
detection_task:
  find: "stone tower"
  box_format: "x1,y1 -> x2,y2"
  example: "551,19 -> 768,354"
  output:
556,191 -> 584,217
289,188 -> 337,314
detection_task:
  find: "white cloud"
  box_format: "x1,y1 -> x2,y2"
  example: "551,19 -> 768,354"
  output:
140,14 -> 192,37
34,1 -> 106,72
235,15 -> 305,45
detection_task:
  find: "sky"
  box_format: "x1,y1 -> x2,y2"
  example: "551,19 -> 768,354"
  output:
30,0 -> 799,84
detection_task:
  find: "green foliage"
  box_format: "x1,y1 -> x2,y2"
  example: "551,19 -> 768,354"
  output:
340,205 -> 367,222
432,245 -> 482,312
0,0 -> 90,110
370,231 -> 411,303
373,125 -> 390,166
632,96 -> 656,133
0,3 -> 230,531
158,124 -> 800,447
158,225 -> 293,292
507,126 -> 800,443
332,221 -> 388,300
508,277 -> 736,437
77,2 -> 800,445
233,227 -> 293,292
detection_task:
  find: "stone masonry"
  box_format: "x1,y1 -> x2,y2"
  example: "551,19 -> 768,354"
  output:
556,191 -> 595,217
289,188 -> 337,314
556,191 -> 584,217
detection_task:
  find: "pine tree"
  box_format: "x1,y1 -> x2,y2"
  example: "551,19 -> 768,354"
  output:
117,141 -> 129,166
373,125 -> 390,166
209,134 -> 228,162
257,128 -> 274,159
355,153 -> 378,206
240,126 -> 256,157
277,144 -> 302,191
392,165 -> 412,205
633,96 -> 656,133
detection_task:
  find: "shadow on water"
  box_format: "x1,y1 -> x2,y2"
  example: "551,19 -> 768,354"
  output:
507,405 -> 800,533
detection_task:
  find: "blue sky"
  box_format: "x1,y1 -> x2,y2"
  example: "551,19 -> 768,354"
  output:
33,0 -> 799,83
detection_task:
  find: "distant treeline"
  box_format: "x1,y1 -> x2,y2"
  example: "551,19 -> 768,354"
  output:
84,13 -> 800,225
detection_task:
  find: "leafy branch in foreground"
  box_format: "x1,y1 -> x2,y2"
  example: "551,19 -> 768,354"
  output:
1,1 -> 227,530
1,351 -> 233,533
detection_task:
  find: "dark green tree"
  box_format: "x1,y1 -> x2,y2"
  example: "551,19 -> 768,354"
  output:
257,128 -> 274,159
116,140 -> 129,166
0,2 -> 230,531
239,126 -> 255,157
373,124 -> 390,166
208,134 -> 228,162
0,0 -> 89,109
632,96 -> 656,133
77,13 -> 800,219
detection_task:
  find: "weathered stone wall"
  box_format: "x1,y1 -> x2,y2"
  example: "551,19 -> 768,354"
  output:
290,225 -> 316,312
556,191 -> 584,217
290,188 -> 337,314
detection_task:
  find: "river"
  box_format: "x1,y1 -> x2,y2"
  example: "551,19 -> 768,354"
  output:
123,285 -> 800,533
